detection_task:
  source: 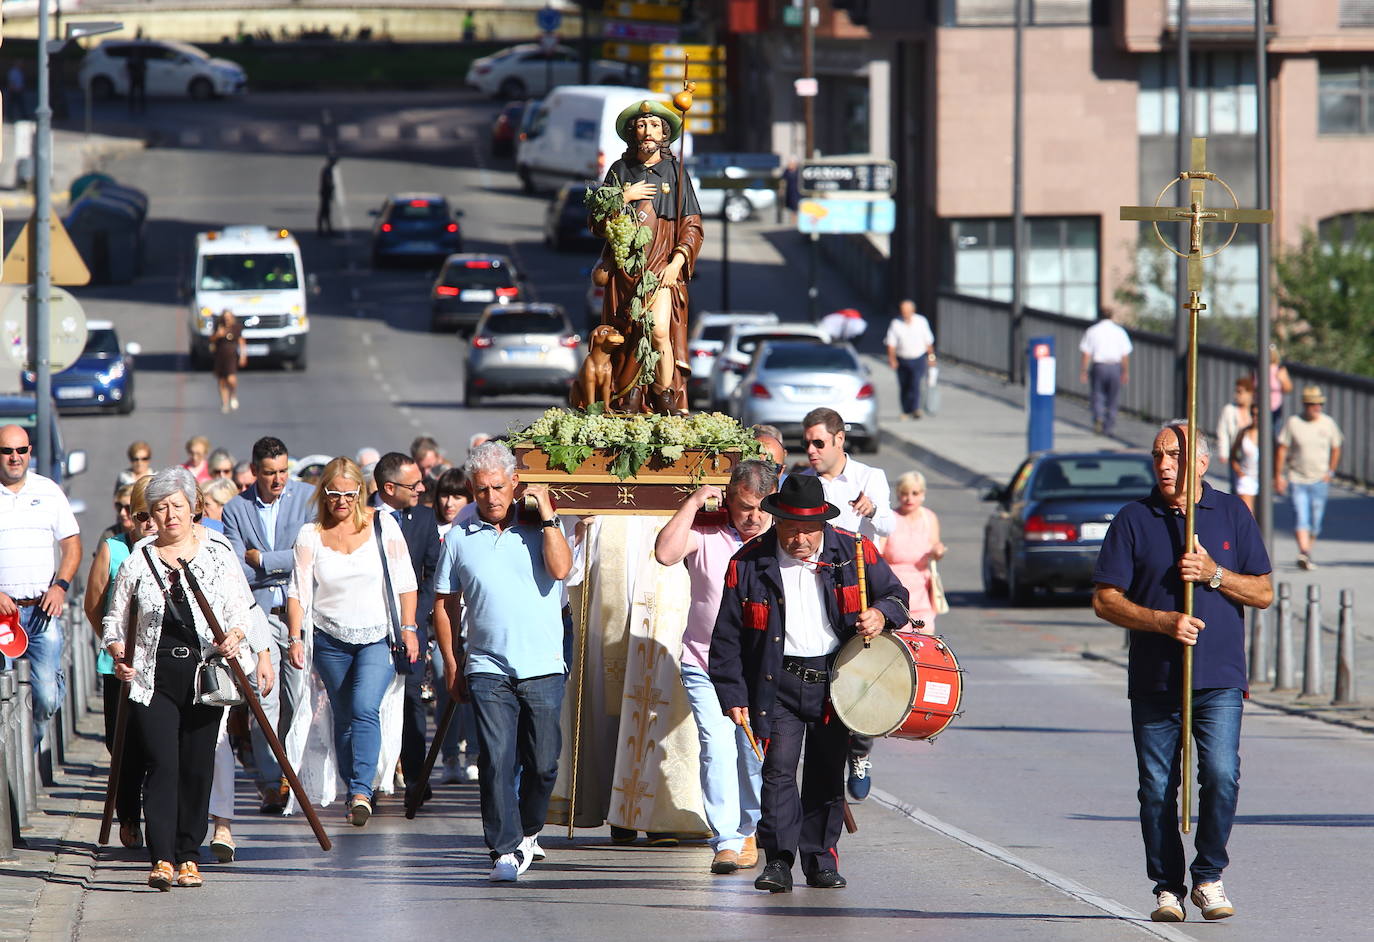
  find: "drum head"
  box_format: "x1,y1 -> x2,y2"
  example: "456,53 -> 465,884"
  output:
830,633 -> 913,737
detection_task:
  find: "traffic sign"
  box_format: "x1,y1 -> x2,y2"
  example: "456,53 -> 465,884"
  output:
539,31 -> 560,52
651,43 -> 722,60
649,61 -> 725,80
611,2 -> 685,23
0,285 -> 89,373
604,20 -> 681,42
797,198 -> 896,235
799,157 -> 897,198
794,77 -> 818,98
536,6 -> 562,32
604,42 -> 653,62
690,153 -> 781,173
2,214 -> 91,286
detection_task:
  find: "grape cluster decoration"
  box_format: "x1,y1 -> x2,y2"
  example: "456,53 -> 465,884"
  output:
584,176 -> 661,389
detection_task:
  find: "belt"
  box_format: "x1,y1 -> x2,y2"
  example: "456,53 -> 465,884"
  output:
13,598 -> 42,607
782,658 -> 834,685
158,646 -> 194,659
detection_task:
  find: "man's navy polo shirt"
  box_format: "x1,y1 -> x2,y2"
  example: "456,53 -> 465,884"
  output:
1093,482 -> 1270,698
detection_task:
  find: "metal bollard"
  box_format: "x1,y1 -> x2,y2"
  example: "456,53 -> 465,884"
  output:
0,672 -> 14,858
1,670 -> 28,832
1301,584 -> 1324,697
15,661 -> 40,811
1334,589 -> 1358,705
1248,607 -> 1268,684
1273,583 -> 1296,690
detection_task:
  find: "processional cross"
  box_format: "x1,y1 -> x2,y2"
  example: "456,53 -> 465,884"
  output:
1119,138 -> 1272,835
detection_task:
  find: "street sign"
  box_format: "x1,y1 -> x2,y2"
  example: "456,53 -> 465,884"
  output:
536,6 -> 562,32
0,285 -> 89,375
649,61 -> 725,80
799,157 -> 897,198
604,43 -> 653,62
604,20 -> 681,43
688,117 -> 723,136
793,77 -> 818,98
690,153 -> 781,173
2,215 -> 91,286
611,2 -> 684,23
539,31 -> 560,52
651,43 -> 722,60
797,198 -> 896,235
652,79 -> 720,97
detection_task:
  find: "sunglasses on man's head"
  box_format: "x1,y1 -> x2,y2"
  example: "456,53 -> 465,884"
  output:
0,446 -> 30,456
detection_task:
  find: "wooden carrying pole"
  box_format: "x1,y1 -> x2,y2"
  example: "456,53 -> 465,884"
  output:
177,559 -> 332,852
98,581 -> 139,846
1179,297 -> 1202,834
406,699 -> 457,819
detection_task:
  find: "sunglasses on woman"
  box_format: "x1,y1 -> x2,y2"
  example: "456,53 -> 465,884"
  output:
325,488 -> 360,502
133,511 -> 152,523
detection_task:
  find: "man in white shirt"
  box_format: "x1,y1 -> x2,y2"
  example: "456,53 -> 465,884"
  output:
884,299 -> 936,419
1079,308 -> 1133,436
0,424 -> 82,751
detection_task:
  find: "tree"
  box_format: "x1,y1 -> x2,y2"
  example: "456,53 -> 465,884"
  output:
1275,218 -> 1374,377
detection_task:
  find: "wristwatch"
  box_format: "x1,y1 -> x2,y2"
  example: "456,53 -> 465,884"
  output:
52,578 -> 70,591
541,517 -> 561,529
401,625 -> 418,634
1208,565 -> 1224,590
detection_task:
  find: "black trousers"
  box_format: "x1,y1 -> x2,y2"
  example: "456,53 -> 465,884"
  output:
400,647 -> 428,784
758,656 -> 850,877
132,652 -> 223,865
102,674 -> 147,829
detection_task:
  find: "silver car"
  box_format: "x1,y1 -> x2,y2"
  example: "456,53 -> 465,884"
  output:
707,323 -> 830,411
464,303 -> 580,408
729,341 -> 880,453
687,311 -> 778,408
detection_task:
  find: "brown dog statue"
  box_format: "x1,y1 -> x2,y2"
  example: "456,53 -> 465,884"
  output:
569,324 -> 626,411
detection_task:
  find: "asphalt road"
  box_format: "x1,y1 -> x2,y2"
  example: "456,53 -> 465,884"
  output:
45,90 -> 1374,941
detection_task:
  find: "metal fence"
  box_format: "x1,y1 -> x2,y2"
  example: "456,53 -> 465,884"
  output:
936,291 -> 1374,489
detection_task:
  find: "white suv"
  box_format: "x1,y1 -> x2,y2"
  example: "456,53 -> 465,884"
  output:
79,40 -> 247,101
465,43 -> 637,99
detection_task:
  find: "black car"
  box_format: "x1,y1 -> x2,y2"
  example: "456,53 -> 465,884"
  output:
430,254 -> 528,333
543,184 -> 595,251
981,451 -> 1155,603
370,193 -> 463,267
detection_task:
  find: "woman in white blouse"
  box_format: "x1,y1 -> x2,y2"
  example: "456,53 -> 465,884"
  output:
103,467 -> 273,891
286,457 -> 418,827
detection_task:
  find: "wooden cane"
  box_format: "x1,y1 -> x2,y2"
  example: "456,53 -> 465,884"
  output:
98,581 -> 139,846
406,698 -> 457,820
855,535 -> 871,648
178,559 -> 332,852
740,714 -> 764,763
843,803 -> 858,834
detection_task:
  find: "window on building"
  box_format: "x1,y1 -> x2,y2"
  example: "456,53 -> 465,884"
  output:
1132,224 -> 1258,320
1339,0 -> 1374,28
1318,60 -> 1374,134
1318,212 -> 1374,242
1167,0 -> 1270,27
944,217 -> 1099,319
1138,53 -> 1257,136
943,0 -> 1096,26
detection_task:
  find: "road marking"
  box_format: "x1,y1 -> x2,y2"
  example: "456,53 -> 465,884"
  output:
221,127 -> 241,144
1006,658 -> 1106,678
361,333 -> 372,346
870,788 -> 1200,942
416,124 -> 440,141
377,123 -> 400,140
339,124 -> 361,141
180,130 -> 202,147
299,125 -> 322,142
367,354 -> 379,369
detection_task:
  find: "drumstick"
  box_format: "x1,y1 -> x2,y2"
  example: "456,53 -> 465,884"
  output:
855,535 -> 870,648
741,714 -> 764,762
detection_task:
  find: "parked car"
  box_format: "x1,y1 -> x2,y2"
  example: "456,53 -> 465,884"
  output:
79,39 -> 246,101
687,311 -> 778,408
490,101 -> 526,157
370,193 -> 463,267
544,184 -> 596,251
690,170 -> 778,223
430,254 -> 528,333
465,44 -> 638,99
981,450 -> 1155,604
22,320 -> 140,414
464,303 -> 580,407
0,393 -> 88,490
729,341 -> 878,452
707,323 -> 830,411
516,85 -> 673,195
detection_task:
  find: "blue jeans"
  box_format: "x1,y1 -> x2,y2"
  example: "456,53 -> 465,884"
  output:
1131,687 -> 1243,895
1289,480 -> 1329,537
895,356 -> 928,415
681,665 -> 762,851
17,608 -> 65,751
468,671 -> 565,857
311,629 -> 395,799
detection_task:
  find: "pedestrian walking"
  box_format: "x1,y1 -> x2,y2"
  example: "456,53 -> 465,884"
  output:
710,474 -> 909,893
1275,385 -> 1343,570
432,442 -> 571,882
1229,403 -> 1261,515
116,439 -> 153,490
1079,307 -> 1132,436
102,467 -> 274,890
882,471 -> 946,634
411,435 -> 444,478
751,424 -> 787,473
210,311 -> 247,413
317,155 -> 338,237
6,61 -> 27,121
1092,421 -> 1272,923
183,436 -> 212,484
232,460 -> 254,493
462,9 -> 478,41
1214,376 -> 1254,493
1261,344 -> 1293,435
126,52 -> 147,115
0,424 -> 82,751
285,457 -> 419,826
429,467 -> 476,783
884,300 -> 936,419
94,484 -> 135,550
654,461 -> 778,875
199,477 -> 239,528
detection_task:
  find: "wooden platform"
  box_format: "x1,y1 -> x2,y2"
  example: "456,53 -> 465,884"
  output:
512,445 -> 741,515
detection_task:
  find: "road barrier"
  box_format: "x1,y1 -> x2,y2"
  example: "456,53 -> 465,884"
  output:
1334,590 -> 1357,705
1274,583 -> 1296,690
1302,585 -> 1324,698
15,662 -> 40,812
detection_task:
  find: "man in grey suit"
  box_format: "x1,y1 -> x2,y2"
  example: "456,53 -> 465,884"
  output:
222,436 -> 317,812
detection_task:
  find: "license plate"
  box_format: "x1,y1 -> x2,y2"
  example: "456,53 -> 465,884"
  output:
460,289 -> 495,303
503,347 -> 545,363
1080,522 -> 1110,541
244,344 -> 271,357
789,384 -> 831,398
56,386 -> 93,400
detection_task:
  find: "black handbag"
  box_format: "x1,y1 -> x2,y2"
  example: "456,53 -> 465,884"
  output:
373,511 -> 413,675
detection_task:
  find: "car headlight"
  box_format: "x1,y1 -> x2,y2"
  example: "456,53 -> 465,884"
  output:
98,362 -> 126,384
291,305 -> 307,328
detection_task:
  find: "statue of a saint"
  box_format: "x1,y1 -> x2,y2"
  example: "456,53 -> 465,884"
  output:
592,100 -> 703,415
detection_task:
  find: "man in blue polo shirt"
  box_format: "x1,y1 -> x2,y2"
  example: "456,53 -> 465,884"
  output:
432,441 -> 571,884
1093,421 -> 1272,925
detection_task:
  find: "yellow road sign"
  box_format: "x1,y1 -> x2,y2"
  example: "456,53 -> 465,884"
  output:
603,42 -> 652,62
2,214 -> 91,286
690,117 -> 724,136
650,43 -> 723,61
653,80 -> 720,98
649,62 -> 725,80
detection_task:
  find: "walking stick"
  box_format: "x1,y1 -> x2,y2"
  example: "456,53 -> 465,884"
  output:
177,559 -> 332,852
98,581 -> 139,846
406,699 -> 457,820
855,535 -> 870,648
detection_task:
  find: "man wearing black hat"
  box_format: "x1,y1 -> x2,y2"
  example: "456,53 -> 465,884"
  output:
709,475 -> 910,893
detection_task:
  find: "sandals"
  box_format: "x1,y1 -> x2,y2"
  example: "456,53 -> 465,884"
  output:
210,823 -> 236,863
147,861 -> 175,891
175,861 -> 203,888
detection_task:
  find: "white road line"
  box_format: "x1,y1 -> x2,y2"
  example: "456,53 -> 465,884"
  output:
416,124 -> 440,141
180,130 -> 202,147
361,333 -> 372,347
367,355 -> 379,369
870,788 -> 1200,942
377,123 -> 400,140
339,124 -> 361,141
299,125 -> 322,142
221,127 -> 241,144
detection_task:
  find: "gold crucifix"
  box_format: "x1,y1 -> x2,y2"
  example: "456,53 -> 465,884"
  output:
1118,137 -> 1272,838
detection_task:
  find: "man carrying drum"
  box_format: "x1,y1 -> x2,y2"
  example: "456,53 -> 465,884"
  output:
709,475 -> 909,894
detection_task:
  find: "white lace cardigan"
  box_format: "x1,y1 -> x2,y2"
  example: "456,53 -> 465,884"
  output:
101,534 -> 267,706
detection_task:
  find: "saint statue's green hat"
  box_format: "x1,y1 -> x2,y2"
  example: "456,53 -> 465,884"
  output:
616,99 -> 683,145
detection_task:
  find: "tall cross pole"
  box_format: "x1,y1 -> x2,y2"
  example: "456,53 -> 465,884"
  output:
1120,137 -> 1272,835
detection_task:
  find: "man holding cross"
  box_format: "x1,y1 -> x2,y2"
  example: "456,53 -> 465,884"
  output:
1091,421 -> 1272,923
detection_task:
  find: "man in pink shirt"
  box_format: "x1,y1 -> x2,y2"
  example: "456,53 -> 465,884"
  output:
655,459 -> 778,875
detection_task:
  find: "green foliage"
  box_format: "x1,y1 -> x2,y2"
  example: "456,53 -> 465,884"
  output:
545,443 -> 595,475
1275,220 -> 1374,375
584,177 -> 659,387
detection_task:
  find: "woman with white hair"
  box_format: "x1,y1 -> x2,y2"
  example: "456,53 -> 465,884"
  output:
882,470 -> 946,634
103,467 -> 274,890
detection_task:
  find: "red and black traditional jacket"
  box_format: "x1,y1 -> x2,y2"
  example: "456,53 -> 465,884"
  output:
708,525 -> 910,740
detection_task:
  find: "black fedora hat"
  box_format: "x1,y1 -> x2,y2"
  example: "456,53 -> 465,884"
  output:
761,474 -> 840,522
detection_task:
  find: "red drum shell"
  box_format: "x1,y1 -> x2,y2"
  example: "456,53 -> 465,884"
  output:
829,631 -> 962,741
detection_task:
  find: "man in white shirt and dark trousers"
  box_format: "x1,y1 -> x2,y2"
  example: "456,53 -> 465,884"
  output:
884,300 -> 936,419
1079,307 -> 1133,436
797,407 -> 894,801
710,474 -> 909,893
0,424 -> 82,754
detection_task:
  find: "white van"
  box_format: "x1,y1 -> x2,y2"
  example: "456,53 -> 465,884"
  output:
188,226 -> 309,370
515,85 -> 692,195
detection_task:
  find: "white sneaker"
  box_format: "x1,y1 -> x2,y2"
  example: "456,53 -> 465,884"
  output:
441,757 -> 462,785
515,838 -> 534,874
464,762 -> 480,783
489,854 -> 519,882
1190,881 -> 1235,920
1150,889 -> 1185,922
520,834 -> 545,864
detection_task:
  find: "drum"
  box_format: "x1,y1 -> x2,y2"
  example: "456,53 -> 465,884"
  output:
830,631 -> 962,740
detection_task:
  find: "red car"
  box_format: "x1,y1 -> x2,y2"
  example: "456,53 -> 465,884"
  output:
490,102 -> 524,157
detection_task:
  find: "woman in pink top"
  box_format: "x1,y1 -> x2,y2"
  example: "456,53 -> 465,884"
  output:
882,471 -> 945,634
